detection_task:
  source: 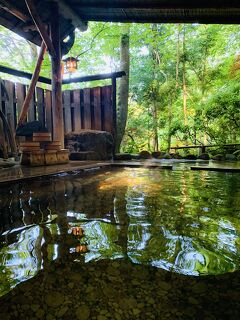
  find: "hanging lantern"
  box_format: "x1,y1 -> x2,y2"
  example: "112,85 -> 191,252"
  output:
63,57 -> 78,74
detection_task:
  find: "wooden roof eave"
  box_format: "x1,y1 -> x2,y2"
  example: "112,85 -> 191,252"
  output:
1,0 -> 240,47
67,0 -> 240,10
0,0 -> 82,47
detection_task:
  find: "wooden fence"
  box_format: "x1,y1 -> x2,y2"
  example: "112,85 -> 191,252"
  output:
0,79 -> 115,137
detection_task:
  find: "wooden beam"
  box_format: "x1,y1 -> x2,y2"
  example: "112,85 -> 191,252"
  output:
170,143 -> 240,150
25,0 -> 56,57
50,2 -> 64,147
57,0 -> 88,31
17,42 -> 47,127
62,71 -> 126,84
0,65 -> 125,85
0,0 -> 29,22
0,65 -> 51,85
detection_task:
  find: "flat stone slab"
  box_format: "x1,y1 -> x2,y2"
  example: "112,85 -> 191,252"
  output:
0,161 -> 112,185
0,160 -> 16,168
0,160 -> 174,185
191,166 -> 240,172
111,161 -> 173,169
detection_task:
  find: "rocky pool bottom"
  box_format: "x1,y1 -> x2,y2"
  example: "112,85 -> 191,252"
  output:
0,258 -> 239,320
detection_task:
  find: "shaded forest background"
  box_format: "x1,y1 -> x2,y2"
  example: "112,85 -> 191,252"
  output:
0,23 -> 240,153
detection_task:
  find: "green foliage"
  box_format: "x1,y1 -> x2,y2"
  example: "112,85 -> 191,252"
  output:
0,23 -> 240,150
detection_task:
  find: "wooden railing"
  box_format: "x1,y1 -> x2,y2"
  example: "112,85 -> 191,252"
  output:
170,144 -> 240,154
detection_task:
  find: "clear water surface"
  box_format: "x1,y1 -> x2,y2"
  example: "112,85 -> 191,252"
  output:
0,167 -> 240,297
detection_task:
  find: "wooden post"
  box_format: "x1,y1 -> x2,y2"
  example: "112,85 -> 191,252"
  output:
17,41 -> 46,127
111,76 -> 117,140
0,110 -> 17,158
50,2 -> 64,147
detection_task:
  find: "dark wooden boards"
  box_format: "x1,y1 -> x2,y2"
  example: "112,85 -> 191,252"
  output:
92,87 -> 101,130
63,90 -> 72,133
72,89 -> 81,132
83,88 -> 91,129
0,77 -> 116,138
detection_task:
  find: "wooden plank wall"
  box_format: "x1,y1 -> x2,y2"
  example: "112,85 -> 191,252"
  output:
0,79 -> 115,137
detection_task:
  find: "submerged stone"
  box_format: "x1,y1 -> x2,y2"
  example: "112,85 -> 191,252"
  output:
75,305 -> 90,320
192,282 -> 207,294
45,292 -> 64,308
57,306 -> 69,317
31,304 -> 39,312
188,297 -> 199,305
97,315 -> 107,320
158,281 -> 171,291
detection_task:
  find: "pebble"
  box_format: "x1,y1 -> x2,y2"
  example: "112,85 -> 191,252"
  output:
57,306 -> 68,317
97,316 -> 107,320
75,305 -> 90,320
45,292 -> 64,308
0,259 -> 239,320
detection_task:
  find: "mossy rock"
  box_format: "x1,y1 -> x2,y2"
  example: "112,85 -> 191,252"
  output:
114,153 -> 133,161
172,153 -> 182,159
131,154 -> 140,160
184,154 -> 197,160
233,150 -> 240,160
152,151 -> 163,159
211,154 -> 226,161
157,153 -> 171,159
225,154 -> 236,161
198,153 -> 210,160
139,150 -> 152,159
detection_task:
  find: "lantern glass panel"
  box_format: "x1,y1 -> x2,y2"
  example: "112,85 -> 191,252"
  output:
65,57 -> 78,73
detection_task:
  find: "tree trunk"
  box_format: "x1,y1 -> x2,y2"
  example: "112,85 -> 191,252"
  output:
151,24 -> 160,152
176,24 -> 181,88
115,24 -> 130,153
167,98 -> 173,152
182,26 -> 188,126
153,100 -> 158,151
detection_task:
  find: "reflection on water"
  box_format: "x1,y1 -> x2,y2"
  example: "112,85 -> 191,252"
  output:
0,168 -> 240,296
